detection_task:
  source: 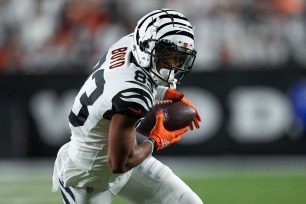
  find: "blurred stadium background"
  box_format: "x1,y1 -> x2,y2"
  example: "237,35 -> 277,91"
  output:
1,0 -> 306,203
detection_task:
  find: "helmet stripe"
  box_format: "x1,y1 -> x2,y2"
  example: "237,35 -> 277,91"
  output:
156,22 -> 192,33
145,14 -> 189,32
135,9 -> 176,44
158,30 -> 194,41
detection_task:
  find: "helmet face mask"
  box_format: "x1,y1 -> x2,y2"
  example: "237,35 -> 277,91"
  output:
151,39 -> 196,85
132,9 -> 197,88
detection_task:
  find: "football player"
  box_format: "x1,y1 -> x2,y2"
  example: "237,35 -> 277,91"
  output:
52,8 -> 202,204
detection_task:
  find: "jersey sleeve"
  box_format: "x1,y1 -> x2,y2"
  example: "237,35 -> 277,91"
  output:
111,87 -> 153,119
101,35 -> 155,119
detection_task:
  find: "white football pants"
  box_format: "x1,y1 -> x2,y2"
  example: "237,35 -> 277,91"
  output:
59,156 -> 203,204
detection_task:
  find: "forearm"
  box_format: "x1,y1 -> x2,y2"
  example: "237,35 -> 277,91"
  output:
108,139 -> 153,173
124,141 -> 153,171
108,114 -> 154,173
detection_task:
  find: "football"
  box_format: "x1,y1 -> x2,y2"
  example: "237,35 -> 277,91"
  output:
136,100 -> 196,136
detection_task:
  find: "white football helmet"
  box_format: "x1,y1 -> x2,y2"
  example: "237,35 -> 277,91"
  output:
132,9 -> 197,88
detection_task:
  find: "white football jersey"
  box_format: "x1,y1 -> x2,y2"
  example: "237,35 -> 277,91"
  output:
54,34 -> 167,192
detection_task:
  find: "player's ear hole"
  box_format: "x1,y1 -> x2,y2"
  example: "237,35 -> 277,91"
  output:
139,40 -> 149,51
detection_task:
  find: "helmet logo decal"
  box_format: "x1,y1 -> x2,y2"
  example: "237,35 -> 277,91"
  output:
183,42 -> 188,48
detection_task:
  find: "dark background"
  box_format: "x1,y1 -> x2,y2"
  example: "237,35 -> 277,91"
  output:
0,0 -> 306,158
1,68 -> 305,158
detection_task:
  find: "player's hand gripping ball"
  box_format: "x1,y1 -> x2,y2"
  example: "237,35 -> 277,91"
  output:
136,100 -> 196,136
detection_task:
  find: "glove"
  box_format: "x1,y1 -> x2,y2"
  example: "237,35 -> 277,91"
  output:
164,89 -> 201,130
149,111 -> 189,151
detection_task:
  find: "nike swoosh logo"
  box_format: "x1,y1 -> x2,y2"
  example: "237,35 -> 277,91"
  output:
128,107 -> 142,115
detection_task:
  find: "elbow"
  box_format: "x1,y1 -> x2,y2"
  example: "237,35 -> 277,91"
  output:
110,166 -> 126,174
107,158 -> 128,174
112,168 -> 126,174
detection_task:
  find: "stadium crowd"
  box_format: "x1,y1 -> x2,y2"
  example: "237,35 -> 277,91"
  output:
0,0 -> 305,73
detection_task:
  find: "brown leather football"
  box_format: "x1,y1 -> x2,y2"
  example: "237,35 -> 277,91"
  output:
136,100 -> 196,136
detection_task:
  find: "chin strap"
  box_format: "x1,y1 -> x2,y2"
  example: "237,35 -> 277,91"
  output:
169,82 -> 176,89
151,67 -> 178,88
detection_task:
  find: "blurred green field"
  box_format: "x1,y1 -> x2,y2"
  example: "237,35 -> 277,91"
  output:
0,157 -> 306,204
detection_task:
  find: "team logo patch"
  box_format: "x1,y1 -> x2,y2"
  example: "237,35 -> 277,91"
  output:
128,107 -> 142,115
161,139 -> 170,147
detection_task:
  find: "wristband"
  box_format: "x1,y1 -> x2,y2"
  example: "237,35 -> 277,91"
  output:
144,138 -> 158,153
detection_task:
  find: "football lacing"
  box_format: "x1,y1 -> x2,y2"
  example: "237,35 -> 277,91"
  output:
154,100 -> 173,105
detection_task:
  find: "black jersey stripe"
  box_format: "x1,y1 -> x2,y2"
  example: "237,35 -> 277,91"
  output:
60,189 -> 70,204
120,90 -> 153,109
116,88 -> 153,111
59,179 -> 75,201
127,80 -> 152,93
158,30 -> 194,41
